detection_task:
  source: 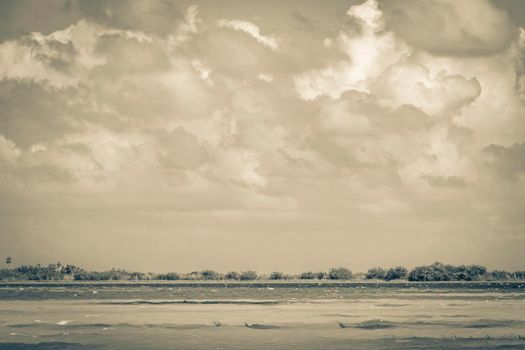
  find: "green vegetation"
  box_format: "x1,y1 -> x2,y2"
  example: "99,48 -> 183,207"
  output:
328,267 -> 353,280
0,263 -> 83,281
366,266 -> 408,281
299,271 -> 326,280
224,271 -> 240,280
269,271 -> 286,280
513,271 -> 525,279
240,271 -> 258,280
489,270 -> 511,281
156,272 -> 181,280
0,261 -> 524,282
73,269 -> 146,281
200,270 -> 220,280
407,262 -> 487,281
365,267 -> 386,280
385,266 -> 408,280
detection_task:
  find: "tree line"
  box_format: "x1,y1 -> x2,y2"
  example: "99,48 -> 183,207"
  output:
0,262 -> 524,281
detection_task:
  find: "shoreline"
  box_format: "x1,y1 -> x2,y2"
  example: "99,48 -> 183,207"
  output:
1,280 -> 524,288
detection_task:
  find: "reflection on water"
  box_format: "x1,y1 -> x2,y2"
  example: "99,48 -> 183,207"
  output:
0,282 -> 524,349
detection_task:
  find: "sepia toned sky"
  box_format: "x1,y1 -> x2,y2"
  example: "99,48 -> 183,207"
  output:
0,0 -> 524,273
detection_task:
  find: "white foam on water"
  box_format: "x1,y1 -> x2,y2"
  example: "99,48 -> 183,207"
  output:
57,320 -> 72,325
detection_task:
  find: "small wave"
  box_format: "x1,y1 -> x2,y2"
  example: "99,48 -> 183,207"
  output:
339,319 -> 397,329
464,319 -> 525,329
7,324 -> 37,329
355,319 -> 397,329
375,303 -> 408,307
98,299 -> 279,305
164,324 -> 214,330
337,318 -> 525,330
444,314 -> 469,318
244,322 -> 280,329
8,322 -> 112,329
399,314 -> 434,319
325,313 -> 359,318
413,320 -> 452,326
0,342 -> 101,349
8,332 -> 34,338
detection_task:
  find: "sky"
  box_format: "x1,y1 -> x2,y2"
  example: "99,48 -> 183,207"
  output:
0,0 -> 524,273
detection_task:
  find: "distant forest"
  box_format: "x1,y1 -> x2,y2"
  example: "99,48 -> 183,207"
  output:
1,262 -> 524,282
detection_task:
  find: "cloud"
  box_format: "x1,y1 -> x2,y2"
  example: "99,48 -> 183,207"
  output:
0,134 -> 21,164
420,174 -> 468,188
374,62 -> 481,116
77,0 -> 181,36
484,143 -> 525,180
217,19 -> 278,50
191,59 -> 213,86
154,127 -> 210,170
294,0 -> 410,100
0,36 -> 78,87
169,5 -> 200,47
380,0 -> 517,56
0,80 -> 77,147
257,73 -> 273,83
0,20 -> 157,87
0,0 -> 82,42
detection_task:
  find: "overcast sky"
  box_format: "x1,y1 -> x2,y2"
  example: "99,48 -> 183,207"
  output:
0,0 -> 524,273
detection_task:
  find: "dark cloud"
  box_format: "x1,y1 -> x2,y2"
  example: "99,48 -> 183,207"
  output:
0,0 -> 81,42
447,124 -> 474,147
380,0 -> 517,56
491,0 -> 525,27
94,34 -> 171,74
14,164 -> 74,183
154,127 -> 210,170
0,80 -> 77,148
24,36 -> 78,73
290,12 -> 318,31
78,0 -> 181,36
0,0 -> 184,43
307,135 -> 361,170
390,105 -> 434,132
484,142 -> 525,179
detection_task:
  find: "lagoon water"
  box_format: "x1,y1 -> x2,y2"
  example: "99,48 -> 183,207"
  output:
0,282 -> 524,349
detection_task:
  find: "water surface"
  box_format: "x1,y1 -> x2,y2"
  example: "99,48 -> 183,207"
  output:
1,282 -> 524,349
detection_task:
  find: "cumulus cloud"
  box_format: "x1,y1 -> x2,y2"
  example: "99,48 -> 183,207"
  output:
294,0 -> 410,99
0,20 -> 156,87
374,63 -> 481,116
